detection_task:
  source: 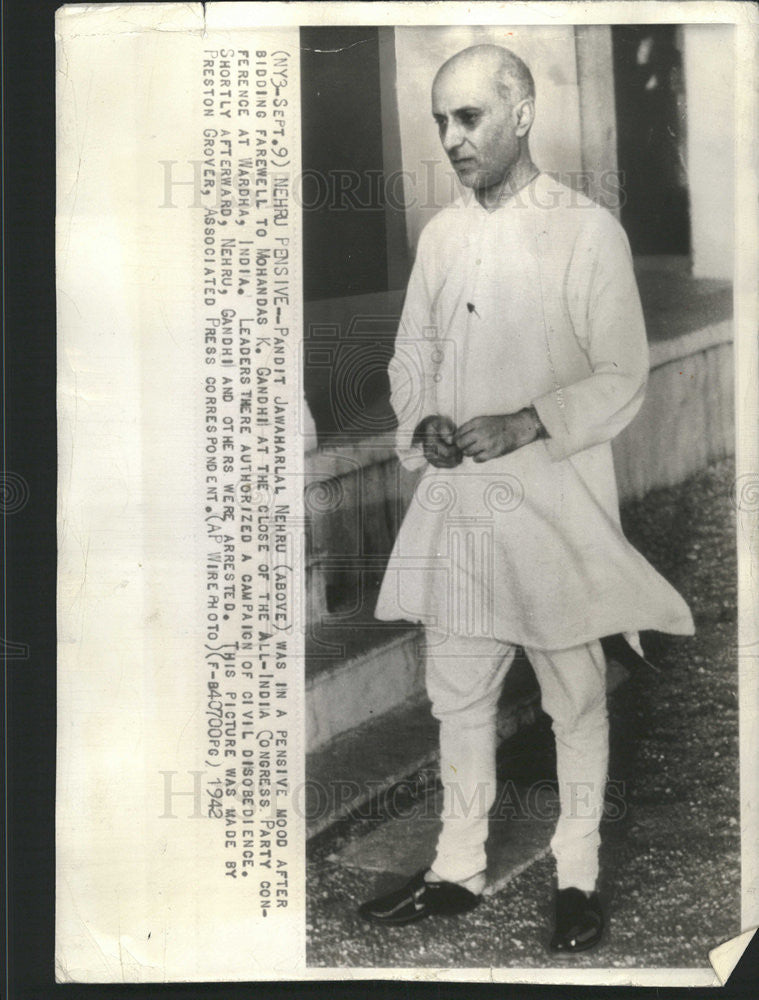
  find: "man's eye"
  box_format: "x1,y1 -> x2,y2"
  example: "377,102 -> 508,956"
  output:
461,113 -> 478,127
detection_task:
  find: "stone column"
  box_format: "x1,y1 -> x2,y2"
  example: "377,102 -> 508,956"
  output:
574,25 -> 621,216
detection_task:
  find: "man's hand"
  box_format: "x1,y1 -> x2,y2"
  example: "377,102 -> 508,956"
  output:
454,407 -> 547,463
412,414 -> 463,468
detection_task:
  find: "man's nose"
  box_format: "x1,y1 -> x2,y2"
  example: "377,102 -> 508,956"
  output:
442,122 -> 465,153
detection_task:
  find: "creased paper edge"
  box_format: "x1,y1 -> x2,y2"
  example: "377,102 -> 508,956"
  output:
709,927 -> 757,985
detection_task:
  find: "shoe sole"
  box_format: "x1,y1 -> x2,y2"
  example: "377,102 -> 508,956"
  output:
359,900 -> 481,928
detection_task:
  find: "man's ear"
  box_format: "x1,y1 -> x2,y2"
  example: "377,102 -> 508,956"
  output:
514,98 -> 535,138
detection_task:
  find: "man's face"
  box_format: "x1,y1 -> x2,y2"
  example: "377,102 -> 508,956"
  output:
431,63 -> 521,191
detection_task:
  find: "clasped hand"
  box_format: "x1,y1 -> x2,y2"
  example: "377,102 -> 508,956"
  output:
413,410 -> 544,467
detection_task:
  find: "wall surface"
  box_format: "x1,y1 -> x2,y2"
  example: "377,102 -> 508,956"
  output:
684,24 -> 735,280
612,328 -> 734,500
393,25 -> 584,252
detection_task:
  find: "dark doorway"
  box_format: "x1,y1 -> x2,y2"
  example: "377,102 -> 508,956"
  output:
300,26 -> 401,444
612,25 -> 691,255
300,26 -> 390,301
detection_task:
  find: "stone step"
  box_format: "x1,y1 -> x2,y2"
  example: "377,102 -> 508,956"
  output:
306,624 -> 423,752
328,781 -> 559,899
306,654 -> 628,838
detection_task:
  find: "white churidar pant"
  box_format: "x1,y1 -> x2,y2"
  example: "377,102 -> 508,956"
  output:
425,630 -> 608,893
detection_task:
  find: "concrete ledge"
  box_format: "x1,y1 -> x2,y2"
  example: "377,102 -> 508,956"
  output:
613,329 -> 733,500
305,318 -> 733,479
647,318 -> 731,368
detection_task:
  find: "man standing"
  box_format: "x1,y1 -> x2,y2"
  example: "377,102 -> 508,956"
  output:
361,44 -> 694,951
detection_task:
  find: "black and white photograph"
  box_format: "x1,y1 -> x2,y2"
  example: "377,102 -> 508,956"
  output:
7,0 -> 754,991
300,20 -> 746,971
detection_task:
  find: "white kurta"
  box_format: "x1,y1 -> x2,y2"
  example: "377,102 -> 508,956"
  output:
375,173 -> 694,650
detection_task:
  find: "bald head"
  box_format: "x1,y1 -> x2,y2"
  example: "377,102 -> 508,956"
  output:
431,44 -> 537,197
434,44 -> 535,108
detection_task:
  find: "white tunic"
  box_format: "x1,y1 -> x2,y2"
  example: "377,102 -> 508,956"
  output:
375,173 -> 694,650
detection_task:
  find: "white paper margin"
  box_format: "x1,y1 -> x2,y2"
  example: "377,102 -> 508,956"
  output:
55,0 -> 759,986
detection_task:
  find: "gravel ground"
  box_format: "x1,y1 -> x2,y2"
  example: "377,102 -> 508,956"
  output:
306,458 -> 741,970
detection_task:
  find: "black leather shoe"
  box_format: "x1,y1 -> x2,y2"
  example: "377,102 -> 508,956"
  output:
358,869 -> 481,926
549,887 -> 604,952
